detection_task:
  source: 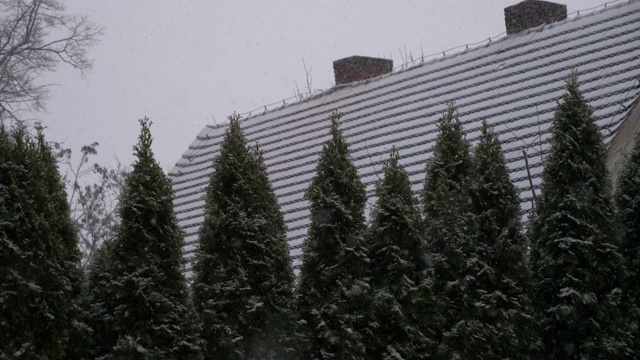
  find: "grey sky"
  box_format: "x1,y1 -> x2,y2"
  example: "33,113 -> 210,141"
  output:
39,0 -> 608,171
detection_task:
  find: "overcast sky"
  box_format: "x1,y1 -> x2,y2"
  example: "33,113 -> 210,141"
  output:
38,0 -> 609,172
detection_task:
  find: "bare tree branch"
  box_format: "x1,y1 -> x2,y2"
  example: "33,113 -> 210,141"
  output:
55,141 -> 127,269
0,0 -> 102,123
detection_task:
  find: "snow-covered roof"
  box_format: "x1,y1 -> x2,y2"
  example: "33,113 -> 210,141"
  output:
170,1 -> 640,275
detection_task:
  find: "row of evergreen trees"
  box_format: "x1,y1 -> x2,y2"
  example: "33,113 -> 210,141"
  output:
289,72 -> 639,359
1,118 -> 205,359
2,72 -> 639,359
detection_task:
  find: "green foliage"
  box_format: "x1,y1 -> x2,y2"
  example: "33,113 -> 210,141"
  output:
297,111 -> 372,360
471,121 -> 538,358
87,238 -> 119,358
420,104 -> 482,359
91,117 -> 204,360
0,122 -> 89,359
192,113 -> 296,360
614,132 -> 640,353
368,147 -> 435,359
529,71 -> 633,358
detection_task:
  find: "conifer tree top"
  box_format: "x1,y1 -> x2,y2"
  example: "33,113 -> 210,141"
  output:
225,112 -> 244,145
421,102 -> 472,217
133,117 -> 154,162
304,110 -> 366,214
473,120 -> 523,238
425,104 -> 469,176
329,110 -> 345,149
540,70 -> 610,199
372,146 -> 417,221
377,146 -> 404,191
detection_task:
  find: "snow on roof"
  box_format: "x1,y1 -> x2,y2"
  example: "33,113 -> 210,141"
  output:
170,1 -> 640,275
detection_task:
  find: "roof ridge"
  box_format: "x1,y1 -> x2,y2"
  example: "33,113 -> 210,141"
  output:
181,12 -> 638,149
218,0 -> 636,123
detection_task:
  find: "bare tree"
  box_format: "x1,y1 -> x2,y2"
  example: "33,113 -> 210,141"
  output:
55,142 -> 127,269
294,57 -> 313,101
0,0 -> 102,121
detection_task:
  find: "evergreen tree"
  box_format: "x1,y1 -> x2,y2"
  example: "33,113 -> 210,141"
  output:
471,121 -> 538,358
93,118 -> 204,359
192,113 -> 296,360
87,238 -> 120,359
614,133 -> 640,353
33,124 -> 93,360
420,104 -> 482,359
296,111 -> 372,360
0,122 -> 89,359
367,147 -> 435,359
529,71 -> 633,358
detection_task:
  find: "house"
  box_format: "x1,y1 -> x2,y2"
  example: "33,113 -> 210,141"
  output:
169,0 -> 640,277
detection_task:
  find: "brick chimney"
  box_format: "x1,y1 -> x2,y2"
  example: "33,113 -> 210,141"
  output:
504,0 -> 567,35
333,56 -> 393,85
